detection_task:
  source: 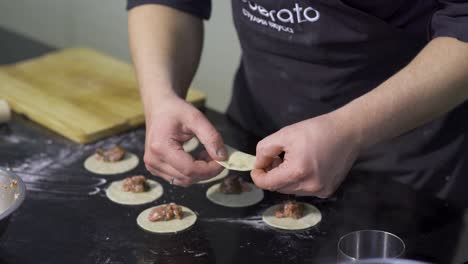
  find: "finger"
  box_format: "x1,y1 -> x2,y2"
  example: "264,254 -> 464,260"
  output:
255,134 -> 286,169
276,181 -> 311,196
172,161 -> 223,183
196,150 -> 211,162
266,156 -> 282,172
170,175 -> 192,187
193,150 -> 224,181
160,172 -> 191,187
145,163 -> 192,186
153,160 -> 218,185
146,139 -> 223,180
176,151 -> 225,182
250,162 -> 295,191
147,164 -> 199,187
145,163 -> 165,179
185,111 -> 226,161
146,165 -> 173,183
145,154 -> 189,181
163,145 -> 222,178
192,150 -> 226,180
277,181 -> 331,198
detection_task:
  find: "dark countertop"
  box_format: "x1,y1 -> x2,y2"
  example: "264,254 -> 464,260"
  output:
1,27 -> 468,264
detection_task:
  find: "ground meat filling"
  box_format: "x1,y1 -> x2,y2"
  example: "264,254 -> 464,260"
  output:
122,175 -> 148,193
95,145 -> 126,162
10,179 -> 17,187
0,179 -> 18,190
148,203 -> 184,222
275,201 -> 305,219
219,176 -> 251,194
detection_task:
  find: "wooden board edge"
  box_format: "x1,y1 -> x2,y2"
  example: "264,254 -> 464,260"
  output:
75,122 -> 144,144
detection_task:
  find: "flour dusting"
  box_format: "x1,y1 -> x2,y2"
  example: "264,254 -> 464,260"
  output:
201,216 -> 267,230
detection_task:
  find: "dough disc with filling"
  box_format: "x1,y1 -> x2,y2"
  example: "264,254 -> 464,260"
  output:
196,168 -> 229,184
206,182 -> 264,207
183,137 -> 199,152
216,145 -> 256,171
137,205 -> 197,233
262,203 -> 322,231
106,179 -> 163,205
84,153 -> 139,175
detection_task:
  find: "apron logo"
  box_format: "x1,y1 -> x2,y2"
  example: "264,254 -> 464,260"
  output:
240,0 -> 320,33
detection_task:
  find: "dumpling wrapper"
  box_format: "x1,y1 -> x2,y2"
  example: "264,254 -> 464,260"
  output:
106,179 -> 163,205
196,168 -> 229,184
183,137 -> 199,152
137,205 -> 197,234
216,145 -> 256,171
84,152 -> 139,175
262,203 -> 322,231
206,182 -> 264,207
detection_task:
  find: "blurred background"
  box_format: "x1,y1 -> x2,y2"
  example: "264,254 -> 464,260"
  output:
0,0 -> 240,112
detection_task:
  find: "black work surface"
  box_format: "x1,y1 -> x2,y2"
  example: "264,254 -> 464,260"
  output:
1,28 -> 468,264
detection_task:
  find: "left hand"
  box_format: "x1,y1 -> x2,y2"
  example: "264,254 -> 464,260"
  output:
251,113 -> 361,198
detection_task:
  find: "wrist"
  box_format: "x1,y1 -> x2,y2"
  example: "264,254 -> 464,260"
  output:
139,76 -> 187,102
140,87 -> 181,121
328,106 -> 365,152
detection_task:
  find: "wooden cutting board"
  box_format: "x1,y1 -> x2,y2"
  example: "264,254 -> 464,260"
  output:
0,48 -> 206,144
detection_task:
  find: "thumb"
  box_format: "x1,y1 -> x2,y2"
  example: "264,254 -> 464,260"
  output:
186,111 -> 226,161
255,132 -> 285,169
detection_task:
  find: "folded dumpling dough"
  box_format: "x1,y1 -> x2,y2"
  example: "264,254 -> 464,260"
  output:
196,168 -> 229,184
216,145 -> 256,171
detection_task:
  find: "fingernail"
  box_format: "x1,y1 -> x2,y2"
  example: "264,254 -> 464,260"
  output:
216,147 -> 227,159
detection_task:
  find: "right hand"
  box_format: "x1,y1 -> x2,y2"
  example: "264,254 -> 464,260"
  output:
143,94 -> 227,186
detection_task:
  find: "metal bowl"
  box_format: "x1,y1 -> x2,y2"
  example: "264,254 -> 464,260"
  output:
0,167 -> 26,236
340,260 -> 430,264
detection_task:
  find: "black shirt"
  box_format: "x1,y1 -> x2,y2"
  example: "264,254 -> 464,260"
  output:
127,0 -> 468,207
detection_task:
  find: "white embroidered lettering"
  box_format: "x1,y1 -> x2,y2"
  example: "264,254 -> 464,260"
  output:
240,1 -> 316,34
248,1 -> 257,11
258,6 -> 269,17
277,9 -> 294,23
304,7 -> 320,22
269,10 -> 276,22
293,4 -> 306,23
241,0 -> 320,26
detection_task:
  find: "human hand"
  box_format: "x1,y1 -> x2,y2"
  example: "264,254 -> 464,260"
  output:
251,113 -> 361,197
143,94 -> 226,186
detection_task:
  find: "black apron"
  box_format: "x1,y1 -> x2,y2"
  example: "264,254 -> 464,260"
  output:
227,0 -> 468,207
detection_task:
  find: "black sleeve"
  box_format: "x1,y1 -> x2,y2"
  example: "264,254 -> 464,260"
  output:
127,0 -> 211,20
430,0 -> 468,42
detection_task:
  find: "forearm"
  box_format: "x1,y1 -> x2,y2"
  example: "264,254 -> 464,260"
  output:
128,4 -> 203,115
334,37 -> 468,150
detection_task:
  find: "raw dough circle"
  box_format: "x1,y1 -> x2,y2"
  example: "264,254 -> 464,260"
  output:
183,137 -> 199,152
137,205 -> 197,234
106,179 -> 163,205
196,168 -> 229,184
262,203 -> 322,231
84,153 -> 139,175
216,145 -> 256,171
206,182 -> 264,207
